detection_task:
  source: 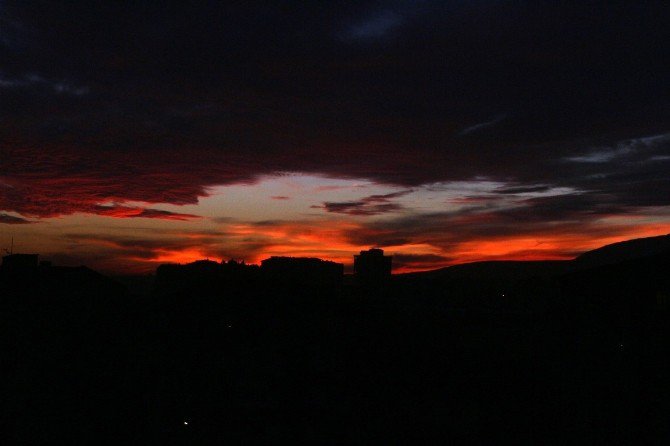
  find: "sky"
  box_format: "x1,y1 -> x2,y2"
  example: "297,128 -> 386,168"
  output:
1,1 -> 670,274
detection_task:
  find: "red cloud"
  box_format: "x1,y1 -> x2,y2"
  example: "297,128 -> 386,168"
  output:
0,145 -> 243,219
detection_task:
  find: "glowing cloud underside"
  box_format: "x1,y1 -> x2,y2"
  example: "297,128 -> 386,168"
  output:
3,174 -> 670,274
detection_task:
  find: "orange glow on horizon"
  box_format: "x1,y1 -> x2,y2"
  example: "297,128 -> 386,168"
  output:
111,222 -> 670,275
28,210 -> 670,275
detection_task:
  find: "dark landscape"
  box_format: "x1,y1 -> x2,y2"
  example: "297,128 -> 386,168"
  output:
2,235 -> 669,444
2,2 -> 670,444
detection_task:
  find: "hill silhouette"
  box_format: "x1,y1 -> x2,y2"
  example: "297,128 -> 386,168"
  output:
397,233 -> 670,281
400,259 -> 572,281
387,234 -> 670,314
574,233 -> 670,268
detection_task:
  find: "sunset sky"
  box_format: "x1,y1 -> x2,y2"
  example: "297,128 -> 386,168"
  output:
2,2 -> 670,273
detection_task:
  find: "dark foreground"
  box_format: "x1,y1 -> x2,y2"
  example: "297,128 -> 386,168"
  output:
2,290 -> 669,444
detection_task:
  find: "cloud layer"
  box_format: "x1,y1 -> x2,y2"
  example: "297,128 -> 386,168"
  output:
1,2 -> 669,271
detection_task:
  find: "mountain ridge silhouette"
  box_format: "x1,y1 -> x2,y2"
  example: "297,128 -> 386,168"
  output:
395,233 -> 670,281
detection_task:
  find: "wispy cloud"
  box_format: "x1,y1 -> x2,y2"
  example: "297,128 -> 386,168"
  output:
0,213 -> 34,224
319,190 -> 412,216
458,114 -> 507,136
322,201 -> 402,216
565,133 -> 670,163
0,73 -> 89,95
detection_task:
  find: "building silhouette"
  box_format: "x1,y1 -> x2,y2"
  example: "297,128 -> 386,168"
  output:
154,259 -> 259,296
260,256 -> 343,287
354,248 -> 392,283
0,253 -> 125,307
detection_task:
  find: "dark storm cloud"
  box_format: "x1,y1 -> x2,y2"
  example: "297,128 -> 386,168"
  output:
1,1 -> 669,221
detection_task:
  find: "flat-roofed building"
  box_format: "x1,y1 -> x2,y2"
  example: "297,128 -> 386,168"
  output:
354,249 -> 392,283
